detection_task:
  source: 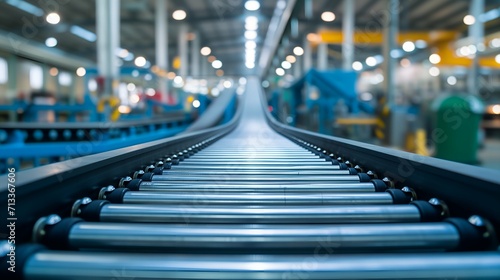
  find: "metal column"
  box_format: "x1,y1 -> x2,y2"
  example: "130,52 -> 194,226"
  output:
303,40 -> 312,72
7,55 -> 17,121
293,56 -> 301,78
381,0 -> 399,146
342,0 -> 355,70
178,24 -> 188,78
191,31 -> 200,78
96,0 -> 120,96
468,0 -> 484,96
155,0 -> 169,103
317,43 -> 328,70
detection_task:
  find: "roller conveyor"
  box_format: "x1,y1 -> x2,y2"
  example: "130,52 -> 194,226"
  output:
1,78 -> 499,279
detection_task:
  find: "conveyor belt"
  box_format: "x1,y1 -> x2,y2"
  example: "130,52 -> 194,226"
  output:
1,78 -> 500,279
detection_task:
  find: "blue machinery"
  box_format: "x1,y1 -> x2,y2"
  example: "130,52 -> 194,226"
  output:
273,69 -> 374,135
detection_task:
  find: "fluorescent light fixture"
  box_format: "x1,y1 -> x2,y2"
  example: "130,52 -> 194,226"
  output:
245,30 -> 257,40
172,10 -> 186,20
463,15 -> 475,25
245,22 -> 258,31
402,41 -> 415,52
45,37 -> 57,47
245,16 -> 259,25
321,11 -> 335,22
200,46 -> 211,56
6,0 -> 43,16
286,55 -> 296,63
76,67 -> 86,77
134,56 -> 146,67
293,46 -> 304,56
352,61 -> 363,71
245,41 -> 257,49
212,60 -> 222,69
46,12 -> 60,24
281,61 -> 291,69
70,25 -> 96,42
245,0 -> 260,11
275,67 -> 285,76
365,56 -> 376,67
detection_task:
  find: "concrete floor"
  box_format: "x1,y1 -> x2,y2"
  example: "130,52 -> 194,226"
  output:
478,138 -> 500,170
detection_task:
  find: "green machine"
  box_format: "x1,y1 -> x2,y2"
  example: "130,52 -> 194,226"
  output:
431,94 -> 484,164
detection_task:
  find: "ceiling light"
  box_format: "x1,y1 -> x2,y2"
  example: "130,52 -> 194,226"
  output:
286,55 -> 296,63
245,16 -> 258,25
415,40 -> 427,49
212,60 -> 222,69
245,41 -> 257,49
172,10 -> 186,20
49,67 -> 58,76
402,41 -> 415,52
45,37 -> 57,47
490,38 -> 500,48
321,11 -> 335,22
496,54 -> 500,64
400,58 -> 411,68
365,56 -> 377,67
192,100 -> 201,108
352,61 -> 363,71
293,46 -> 304,56
216,70 -> 224,76
200,46 -> 211,56
208,55 -> 216,63
275,68 -> 285,76
245,0 -> 260,11
463,15 -> 475,25
76,67 -> 86,77
245,30 -> 257,40
5,0 -> 43,16
429,54 -> 441,64
70,25 -> 96,42
116,48 -> 129,58
281,61 -> 291,69
134,56 -> 146,67
245,23 -> 258,31
246,62 -> 255,69
46,12 -> 60,24
447,76 -> 457,85
429,66 -> 440,77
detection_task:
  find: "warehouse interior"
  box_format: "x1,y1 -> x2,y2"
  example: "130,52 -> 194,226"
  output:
0,0 -> 500,279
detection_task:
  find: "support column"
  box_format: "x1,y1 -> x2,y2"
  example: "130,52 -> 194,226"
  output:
155,0 -> 169,103
293,57 -> 301,78
7,55 -> 17,121
381,0 -> 399,146
317,43 -> 328,70
96,0 -> 120,97
303,41 -> 312,72
468,0 -> 484,95
191,31 -> 200,78
178,24 -> 188,78
342,0 -> 355,70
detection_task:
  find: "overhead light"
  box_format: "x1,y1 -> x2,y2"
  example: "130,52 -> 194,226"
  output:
390,49 -> 404,58
116,48 -> 129,58
45,37 -> 57,47
5,0 -> 43,16
49,67 -> 58,76
275,68 -> 285,76
415,40 -> 427,49
281,61 -> 291,69
245,41 -> 257,49
212,60 -> 222,69
200,46 -> 211,56
402,41 -> 415,52
245,30 -> 257,40
46,12 -> 60,24
245,0 -> 260,11
321,11 -> 335,22
172,10 -> 186,20
76,67 -> 86,77
216,69 -> 224,76
223,80 -> 232,88
134,56 -> 147,67
208,55 -> 216,63
246,62 -> 255,69
286,55 -> 296,63
429,54 -> 441,64
490,38 -> 500,48
307,33 -> 320,42
293,46 -> 304,56
245,16 -> 259,25
400,58 -> 411,68
352,61 -> 363,71
447,76 -> 457,85
429,66 -> 440,77
70,25 -> 96,42
463,15 -> 475,25
365,56 -> 377,67
245,22 -> 258,31
496,54 -> 500,64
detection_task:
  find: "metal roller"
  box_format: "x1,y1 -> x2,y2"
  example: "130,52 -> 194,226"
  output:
4,245 -> 500,280
99,186 -> 411,205
33,215 -> 495,253
163,169 -> 354,175
169,164 -> 343,170
124,179 -> 388,193
71,197 -> 447,224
